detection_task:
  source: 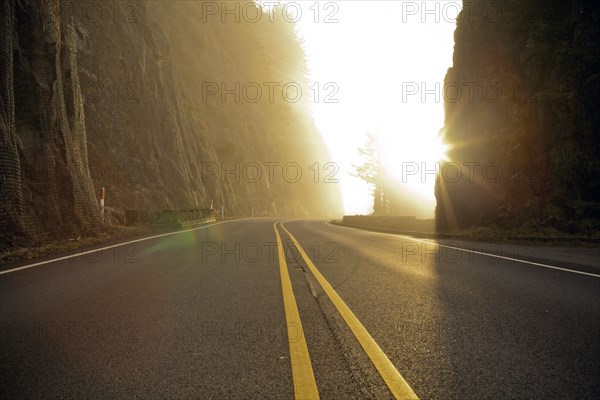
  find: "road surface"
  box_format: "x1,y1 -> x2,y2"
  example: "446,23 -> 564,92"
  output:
1,218 -> 599,399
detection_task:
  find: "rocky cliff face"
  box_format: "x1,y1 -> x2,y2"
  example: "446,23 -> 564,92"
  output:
1,0 -> 101,240
436,0 -> 600,234
1,0 -> 342,243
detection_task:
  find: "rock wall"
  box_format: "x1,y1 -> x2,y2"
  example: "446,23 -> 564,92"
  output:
0,1 -> 342,243
436,0 -> 600,234
1,0 -> 101,241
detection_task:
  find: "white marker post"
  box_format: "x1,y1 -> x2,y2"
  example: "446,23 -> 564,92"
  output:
100,187 -> 105,225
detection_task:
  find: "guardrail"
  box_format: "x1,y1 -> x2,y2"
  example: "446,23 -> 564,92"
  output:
125,209 -> 216,228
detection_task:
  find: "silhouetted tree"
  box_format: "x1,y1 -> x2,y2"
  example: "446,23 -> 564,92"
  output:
352,132 -> 386,215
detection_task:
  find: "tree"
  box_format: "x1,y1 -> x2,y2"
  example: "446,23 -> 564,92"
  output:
352,132 -> 385,215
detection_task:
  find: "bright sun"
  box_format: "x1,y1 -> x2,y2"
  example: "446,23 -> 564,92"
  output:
382,127 -> 449,198
289,1 -> 459,217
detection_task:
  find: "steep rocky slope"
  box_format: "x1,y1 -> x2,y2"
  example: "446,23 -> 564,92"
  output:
0,0 -> 342,243
436,0 -> 600,234
1,0 -> 101,239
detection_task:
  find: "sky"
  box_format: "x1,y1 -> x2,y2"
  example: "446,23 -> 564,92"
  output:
273,1 -> 461,217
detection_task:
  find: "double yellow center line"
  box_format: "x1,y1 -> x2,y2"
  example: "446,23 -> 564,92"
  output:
274,222 -> 419,400
273,222 -> 320,399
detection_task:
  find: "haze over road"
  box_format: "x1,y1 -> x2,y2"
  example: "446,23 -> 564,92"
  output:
1,219 -> 599,399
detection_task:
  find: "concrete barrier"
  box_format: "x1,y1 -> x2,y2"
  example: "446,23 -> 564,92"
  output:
342,215 -> 435,233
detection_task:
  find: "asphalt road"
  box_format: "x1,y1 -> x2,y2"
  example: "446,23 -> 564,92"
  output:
1,218 -> 599,399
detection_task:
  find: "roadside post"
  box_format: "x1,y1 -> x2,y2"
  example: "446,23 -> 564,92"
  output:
100,187 -> 105,225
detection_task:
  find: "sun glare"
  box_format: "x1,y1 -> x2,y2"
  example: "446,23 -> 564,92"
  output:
382,128 -> 449,198
290,1 -> 460,217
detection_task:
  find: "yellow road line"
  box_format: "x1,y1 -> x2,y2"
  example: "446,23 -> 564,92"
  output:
281,222 -> 419,400
274,222 -> 320,400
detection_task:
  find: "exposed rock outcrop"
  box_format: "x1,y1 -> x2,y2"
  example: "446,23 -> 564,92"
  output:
436,0 -> 600,234
1,0 -> 101,239
0,1 -> 342,243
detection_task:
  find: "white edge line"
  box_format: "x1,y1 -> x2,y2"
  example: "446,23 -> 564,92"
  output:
402,235 -> 600,278
0,220 -> 231,275
325,221 -> 600,279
